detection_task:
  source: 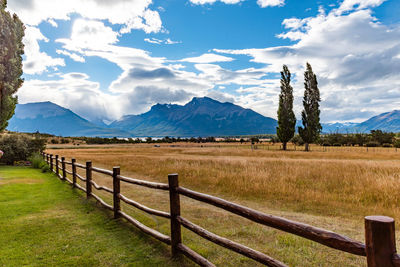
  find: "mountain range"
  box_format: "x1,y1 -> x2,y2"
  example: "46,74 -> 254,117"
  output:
6,98 -> 400,137
110,97 -> 277,136
7,102 -> 131,137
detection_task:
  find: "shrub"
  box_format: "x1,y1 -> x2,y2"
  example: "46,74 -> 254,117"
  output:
28,153 -> 43,168
365,141 -> 379,147
41,163 -> 50,173
291,135 -> 304,145
382,143 -> 392,148
0,134 -> 46,165
28,153 -> 49,172
394,140 -> 400,148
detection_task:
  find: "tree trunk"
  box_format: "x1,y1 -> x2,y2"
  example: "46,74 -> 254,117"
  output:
282,142 -> 287,150
305,143 -> 309,151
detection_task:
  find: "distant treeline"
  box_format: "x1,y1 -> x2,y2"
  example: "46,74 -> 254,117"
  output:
289,130 -> 400,147
75,130 -> 400,147
82,136 -> 227,144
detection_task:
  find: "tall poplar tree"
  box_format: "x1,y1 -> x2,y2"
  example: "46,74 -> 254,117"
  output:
0,0 -> 25,132
298,63 -> 321,151
277,65 -> 296,150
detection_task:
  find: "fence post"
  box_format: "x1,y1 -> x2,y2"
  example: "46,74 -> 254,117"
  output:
365,216 -> 396,267
71,158 -> 76,188
86,161 -> 92,199
113,166 -> 121,219
55,155 -> 59,177
61,157 -> 66,180
168,173 -> 182,258
50,154 -> 53,172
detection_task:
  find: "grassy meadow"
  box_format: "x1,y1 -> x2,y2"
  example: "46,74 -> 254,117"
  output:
0,166 -> 192,267
45,143 -> 400,266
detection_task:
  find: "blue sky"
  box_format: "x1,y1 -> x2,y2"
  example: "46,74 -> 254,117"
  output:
7,0 -> 400,123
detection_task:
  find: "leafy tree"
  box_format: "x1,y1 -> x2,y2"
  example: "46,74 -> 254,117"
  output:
0,134 -> 46,165
370,130 -> 394,145
298,63 -> 321,151
277,65 -> 296,150
0,0 -> 24,132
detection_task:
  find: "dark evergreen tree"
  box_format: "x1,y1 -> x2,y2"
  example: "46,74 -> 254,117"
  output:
0,0 -> 25,132
298,63 -> 321,151
276,65 -> 296,150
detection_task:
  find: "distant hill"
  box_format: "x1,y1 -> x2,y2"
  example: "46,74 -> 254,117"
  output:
110,97 -> 278,136
355,110 -> 400,133
7,102 -> 131,137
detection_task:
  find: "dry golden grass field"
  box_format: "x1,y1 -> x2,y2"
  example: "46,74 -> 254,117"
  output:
46,143 -> 400,266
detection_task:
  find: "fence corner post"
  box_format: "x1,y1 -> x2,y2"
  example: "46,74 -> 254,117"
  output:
86,161 -> 92,199
365,215 -> 396,267
71,158 -> 76,188
61,157 -> 66,180
168,173 -> 182,258
113,166 -> 121,219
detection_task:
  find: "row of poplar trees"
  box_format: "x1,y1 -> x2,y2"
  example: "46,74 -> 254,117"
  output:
276,63 -> 321,151
0,0 -> 25,132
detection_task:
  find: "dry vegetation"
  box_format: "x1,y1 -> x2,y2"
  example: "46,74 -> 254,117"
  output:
46,143 -> 400,266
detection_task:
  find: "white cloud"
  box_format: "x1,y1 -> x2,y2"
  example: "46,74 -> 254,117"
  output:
56,19 -> 119,52
190,0 -> 243,4
179,53 -> 234,63
120,9 -> 162,34
257,0 -> 285,8
23,26 -> 65,75
56,50 -> 85,63
144,38 -> 163,44
47,19 -> 58,27
337,0 -> 387,14
165,38 -> 181,45
7,0 -> 162,34
144,37 -> 181,45
206,91 -> 235,103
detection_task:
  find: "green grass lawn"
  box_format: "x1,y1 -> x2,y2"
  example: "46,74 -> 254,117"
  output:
0,166 -> 192,267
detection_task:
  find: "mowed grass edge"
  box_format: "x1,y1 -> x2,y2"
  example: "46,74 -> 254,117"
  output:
0,166 -> 193,267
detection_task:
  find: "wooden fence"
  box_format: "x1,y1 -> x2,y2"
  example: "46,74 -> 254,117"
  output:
42,152 -> 400,267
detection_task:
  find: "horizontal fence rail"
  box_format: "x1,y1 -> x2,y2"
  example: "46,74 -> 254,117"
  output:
41,152 -> 400,267
117,174 -> 169,190
176,186 -> 366,256
119,193 -> 170,219
177,215 -> 288,267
